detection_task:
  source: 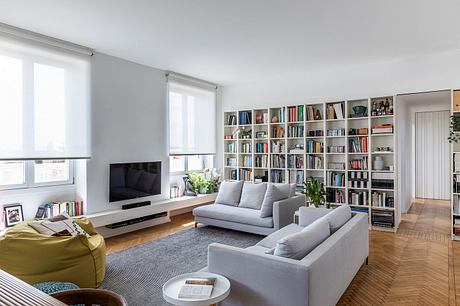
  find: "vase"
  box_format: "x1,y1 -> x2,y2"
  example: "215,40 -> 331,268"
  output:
373,156 -> 384,170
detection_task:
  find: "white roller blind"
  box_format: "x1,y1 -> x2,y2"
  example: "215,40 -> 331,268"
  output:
0,32 -> 91,160
168,81 -> 216,155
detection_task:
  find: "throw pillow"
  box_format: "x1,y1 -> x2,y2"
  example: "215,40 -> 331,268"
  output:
259,183 -> 291,218
215,180 -> 244,206
274,217 -> 330,260
238,182 -> 268,210
29,219 -> 90,237
325,205 -> 352,233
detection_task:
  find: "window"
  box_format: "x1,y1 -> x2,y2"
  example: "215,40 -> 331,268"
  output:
0,33 -> 90,160
0,160 -> 74,190
169,155 -> 214,174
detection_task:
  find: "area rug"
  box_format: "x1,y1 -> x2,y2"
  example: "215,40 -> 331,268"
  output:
100,226 -> 262,305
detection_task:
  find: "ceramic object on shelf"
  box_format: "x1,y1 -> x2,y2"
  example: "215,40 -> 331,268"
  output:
373,156 -> 384,170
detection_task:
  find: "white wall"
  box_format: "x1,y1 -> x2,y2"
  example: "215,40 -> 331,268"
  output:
77,53 -> 169,214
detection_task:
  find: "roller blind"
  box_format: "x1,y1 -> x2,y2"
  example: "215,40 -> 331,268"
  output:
0,30 -> 91,160
168,80 -> 216,155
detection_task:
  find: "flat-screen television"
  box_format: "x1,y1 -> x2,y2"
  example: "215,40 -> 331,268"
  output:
109,161 -> 161,203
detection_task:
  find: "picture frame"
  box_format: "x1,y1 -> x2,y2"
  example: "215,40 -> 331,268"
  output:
3,204 -> 24,227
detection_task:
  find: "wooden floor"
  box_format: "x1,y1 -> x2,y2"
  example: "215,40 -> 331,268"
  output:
106,199 -> 459,305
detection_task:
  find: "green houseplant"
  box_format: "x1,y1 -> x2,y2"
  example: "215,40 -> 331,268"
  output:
302,178 -> 326,208
185,169 -> 220,194
448,114 -> 460,143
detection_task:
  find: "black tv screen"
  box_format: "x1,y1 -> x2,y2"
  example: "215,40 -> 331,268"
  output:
109,162 -> 161,203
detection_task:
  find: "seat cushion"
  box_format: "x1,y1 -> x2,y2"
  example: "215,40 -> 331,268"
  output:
260,183 -> 291,218
193,204 -> 274,228
238,182 -> 267,210
215,180 -> 244,206
274,217 -> 330,260
325,205 -> 352,233
257,223 -> 303,248
245,245 -> 272,255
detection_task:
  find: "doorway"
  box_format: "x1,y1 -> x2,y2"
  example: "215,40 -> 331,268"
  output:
415,110 -> 450,199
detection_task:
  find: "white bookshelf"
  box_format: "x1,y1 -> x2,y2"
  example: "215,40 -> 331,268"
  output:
224,96 -> 399,232
451,89 -> 460,240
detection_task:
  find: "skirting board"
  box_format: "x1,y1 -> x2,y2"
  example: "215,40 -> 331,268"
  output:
96,215 -> 171,238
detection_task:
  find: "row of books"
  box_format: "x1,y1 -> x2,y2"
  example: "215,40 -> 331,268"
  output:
226,114 -> 237,125
349,180 -> 368,189
306,105 -> 322,121
326,172 -> 345,187
271,170 -> 284,183
371,192 -> 394,207
453,174 -> 460,193
226,157 -> 237,167
287,125 -> 304,138
226,142 -> 236,153
255,155 -> 268,168
328,146 -> 345,153
272,108 -> 286,123
239,111 -> 252,125
306,140 -> 324,153
255,142 -> 269,153
272,126 -> 285,138
350,157 -> 369,170
241,156 -> 252,167
239,169 -> 252,181
307,155 -> 323,169
289,170 -> 304,185
349,137 -> 368,153
241,143 -> 252,153
371,210 -> 394,228
287,155 -> 304,169
271,155 -> 286,168
307,129 -> 324,137
287,105 -> 304,122
349,191 -> 368,206
371,179 -> 394,189
326,103 -> 344,120
327,189 -> 345,203
327,128 -> 345,136
38,201 -> 84,218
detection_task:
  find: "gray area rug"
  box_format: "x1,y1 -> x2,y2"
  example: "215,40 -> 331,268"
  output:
101,226 -> 262,306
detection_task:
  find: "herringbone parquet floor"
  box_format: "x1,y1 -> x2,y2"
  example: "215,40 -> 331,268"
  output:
106,199 -> 458,305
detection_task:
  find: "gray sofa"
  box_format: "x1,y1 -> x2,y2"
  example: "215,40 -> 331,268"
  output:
193,181 -> 305,236
206,206 -> 369,306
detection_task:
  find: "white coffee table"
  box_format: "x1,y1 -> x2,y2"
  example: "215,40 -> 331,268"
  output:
163,272 -> 230,306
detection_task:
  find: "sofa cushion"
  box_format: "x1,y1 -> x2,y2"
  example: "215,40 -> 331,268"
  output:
215,181 -> 244,206
256,223 -> 303,248
274,218 -> 330,260
245,245 -> 272,255
260,183 -> 291,218
298,207 -> 332,227
193,204 -> 273,228
288,183 -> 296,197
238,182 -> 267,210
325,205 -> 352,233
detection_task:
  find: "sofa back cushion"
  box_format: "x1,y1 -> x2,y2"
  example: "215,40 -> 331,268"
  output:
215,180 -> 244,206
325,205 -> 352,233
260,183 -> 291,218
238,182 -> 268,210
274,217 -> 330,259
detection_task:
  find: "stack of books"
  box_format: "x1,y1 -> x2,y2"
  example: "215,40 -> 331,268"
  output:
178,277 -> 216,300
372,124 -> 393,134
38,201 -> 84,218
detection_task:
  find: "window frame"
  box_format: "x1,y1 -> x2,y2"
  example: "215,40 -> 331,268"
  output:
169,154 -> 214,175
0,159 -> 75,191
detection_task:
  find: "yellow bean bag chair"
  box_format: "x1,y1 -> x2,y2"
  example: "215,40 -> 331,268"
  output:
0,217 -> 106,288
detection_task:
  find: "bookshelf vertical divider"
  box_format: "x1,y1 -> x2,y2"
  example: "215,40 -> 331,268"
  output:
224,96 -> 399,232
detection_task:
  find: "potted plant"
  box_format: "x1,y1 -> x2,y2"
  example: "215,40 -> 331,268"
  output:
302,178 -> 326,208
185,169 -> 220,194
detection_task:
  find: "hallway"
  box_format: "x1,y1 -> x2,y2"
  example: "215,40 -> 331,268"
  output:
339,199 -> 455,305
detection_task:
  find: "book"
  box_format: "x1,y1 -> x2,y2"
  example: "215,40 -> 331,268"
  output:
178,284 -> 213,299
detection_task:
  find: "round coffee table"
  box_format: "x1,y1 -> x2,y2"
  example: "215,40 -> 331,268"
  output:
163,272 -> 230,306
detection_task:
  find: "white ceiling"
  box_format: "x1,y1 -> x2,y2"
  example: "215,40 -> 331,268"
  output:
1,0 -> 460,85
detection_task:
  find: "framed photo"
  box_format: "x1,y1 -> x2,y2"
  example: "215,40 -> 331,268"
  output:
3,204 -> 24,227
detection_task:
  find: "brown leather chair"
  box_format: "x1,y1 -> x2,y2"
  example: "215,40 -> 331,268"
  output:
51,288 -> 127,306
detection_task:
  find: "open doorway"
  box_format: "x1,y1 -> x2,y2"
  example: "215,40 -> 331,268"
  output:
397,90 -> 451,211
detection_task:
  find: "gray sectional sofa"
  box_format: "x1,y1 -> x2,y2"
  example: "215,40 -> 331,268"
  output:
206,205 -> 369,306
193,181 -> 305,236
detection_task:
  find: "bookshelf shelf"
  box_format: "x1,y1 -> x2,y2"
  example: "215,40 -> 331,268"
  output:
224,95 -> 398,232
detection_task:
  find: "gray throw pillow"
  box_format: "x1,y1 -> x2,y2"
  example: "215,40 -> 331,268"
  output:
260,183 -> 291,218
215,180 -> 244,206
238,182 -> 268,210
325,205 -> 352,233
274,217 -> 330,259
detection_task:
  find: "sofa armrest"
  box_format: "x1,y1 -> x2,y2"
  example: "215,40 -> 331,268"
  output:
208,243 -> 309,306
298,206 -> 331,227
302,213 -> 369,306
273,195 -> 306,230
